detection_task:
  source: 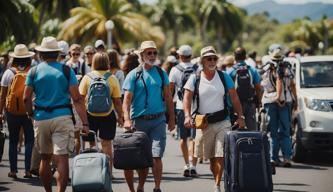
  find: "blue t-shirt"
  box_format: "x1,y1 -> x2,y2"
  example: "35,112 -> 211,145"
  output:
228,61 -> 261,85
123,66 -> 170,119
25,62 -> 78,120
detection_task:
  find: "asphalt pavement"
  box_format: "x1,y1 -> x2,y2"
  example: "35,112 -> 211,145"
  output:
1,129 -> 333,192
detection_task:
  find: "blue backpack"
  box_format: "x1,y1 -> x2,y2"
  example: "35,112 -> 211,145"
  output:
86,72 -> 112,113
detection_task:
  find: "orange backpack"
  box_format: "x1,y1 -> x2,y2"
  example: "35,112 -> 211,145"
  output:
5,67 -> 30,115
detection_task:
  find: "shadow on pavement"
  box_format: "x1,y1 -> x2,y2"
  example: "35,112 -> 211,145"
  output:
278,164 -> 327,170
274,183 -> 310,186
274,189 -> 309,192
302,151 -> 333,167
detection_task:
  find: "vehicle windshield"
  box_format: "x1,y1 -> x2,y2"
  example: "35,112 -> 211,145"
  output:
300,61 -> 333,88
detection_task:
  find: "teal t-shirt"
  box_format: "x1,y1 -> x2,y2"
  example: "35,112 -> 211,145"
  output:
123,66 -> 170,119
25,62 -> 78,120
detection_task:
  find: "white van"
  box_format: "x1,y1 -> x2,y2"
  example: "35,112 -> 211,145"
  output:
292,56 -> 333,162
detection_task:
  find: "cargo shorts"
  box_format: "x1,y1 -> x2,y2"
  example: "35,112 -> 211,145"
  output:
34,115 -> 75,155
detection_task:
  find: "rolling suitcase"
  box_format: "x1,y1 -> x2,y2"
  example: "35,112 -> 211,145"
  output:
72,131 -> 111,192
224,130 -> 273,192
113,131 -> 153,170
0,124 -> 5,162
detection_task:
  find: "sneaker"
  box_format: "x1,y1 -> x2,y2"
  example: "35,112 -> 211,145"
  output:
271,159 -> 282,167
214,186 -> 221,192
190,166 -> 198,177
153,189 -> 161,192
183,165 -> 190,177
24,171 -> 33,178
30,169 -> 39,177
8,172 -> 17,179
282,159 -> 292,167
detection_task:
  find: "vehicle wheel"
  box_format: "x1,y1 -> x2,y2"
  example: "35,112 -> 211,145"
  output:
292,123 -> 306,162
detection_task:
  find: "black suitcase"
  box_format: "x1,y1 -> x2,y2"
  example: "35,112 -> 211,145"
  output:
0,123 -> 6,162
113,131 -> 153,170
224,131 -> 273,192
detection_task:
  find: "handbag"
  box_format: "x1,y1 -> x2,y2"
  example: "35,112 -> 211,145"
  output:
193,114 -> 208,129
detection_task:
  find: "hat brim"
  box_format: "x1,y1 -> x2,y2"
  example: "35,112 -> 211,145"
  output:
9,51 -> 35,58
35,46 -> 62,52
201,53 -> 217,58
139,46 -> 157,53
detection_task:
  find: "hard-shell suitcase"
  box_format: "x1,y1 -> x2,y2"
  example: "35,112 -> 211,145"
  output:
0,124 -> 5,162
72,131 -> 111,192
224,131 -> 273,192
113,131 -> 153,170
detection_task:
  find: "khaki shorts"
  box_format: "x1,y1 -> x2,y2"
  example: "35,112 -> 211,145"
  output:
34,115 -> 75,155
194,120 -> 231,159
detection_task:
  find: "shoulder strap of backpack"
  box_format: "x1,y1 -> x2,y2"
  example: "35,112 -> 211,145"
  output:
135,65 -> 148,109
217,70 -> 229,113
193,64 -> 199,71
62,64 -> 70,82
193,71 -> 201,115
175,64 -> 185,72
103,71 -> 112,80
155,66 -> 165,101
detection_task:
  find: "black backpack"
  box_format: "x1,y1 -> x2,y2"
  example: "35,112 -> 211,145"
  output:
175,64 -> 198,101
233,65 -> 255,103
135,65 -> 165,109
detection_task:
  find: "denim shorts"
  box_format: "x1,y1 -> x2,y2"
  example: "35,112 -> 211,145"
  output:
133,115 -> 166,158
176,109 -> 196,139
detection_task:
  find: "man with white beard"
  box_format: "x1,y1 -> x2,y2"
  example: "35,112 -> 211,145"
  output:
122,41 -> 175,192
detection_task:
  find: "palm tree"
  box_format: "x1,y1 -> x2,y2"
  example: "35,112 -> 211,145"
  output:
31,0 -> 79,26
292,18 -> 320,51
151,0 -> 195,47
0,0 -> 37,44
57,0 -> 165,47
199,0 -> 243,52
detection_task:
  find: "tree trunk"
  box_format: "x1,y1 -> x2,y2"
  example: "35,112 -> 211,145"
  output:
173,23 -> 179,47
217,24 -> 223,52
200,17 -> 208,46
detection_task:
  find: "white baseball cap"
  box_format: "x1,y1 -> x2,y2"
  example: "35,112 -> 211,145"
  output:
177,45 -> 192,56
95,39 -> 105,48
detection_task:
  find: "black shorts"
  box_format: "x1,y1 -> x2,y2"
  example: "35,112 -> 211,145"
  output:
87,111 -> 117,140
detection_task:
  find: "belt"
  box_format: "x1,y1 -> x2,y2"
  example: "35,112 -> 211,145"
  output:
139,112 -> 164,120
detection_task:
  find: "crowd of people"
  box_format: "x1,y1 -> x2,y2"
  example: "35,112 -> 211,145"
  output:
0,35 -> 302,192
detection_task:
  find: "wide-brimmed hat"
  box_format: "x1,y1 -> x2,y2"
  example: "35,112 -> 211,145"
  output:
9,44 -> 35,58
270,48 -> 283,61
139,41 -> 157,53
35,36 -> 62,52
222,55 -> 235,66
177,45 -> 192,56
200,46 -> 217,58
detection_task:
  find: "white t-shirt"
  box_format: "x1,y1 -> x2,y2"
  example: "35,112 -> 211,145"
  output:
169,62 -> 196,109
1,69 -> 15,87
184,72 -> 226,114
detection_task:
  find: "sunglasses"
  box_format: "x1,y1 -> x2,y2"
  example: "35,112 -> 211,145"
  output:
146,51 -> 158,56
206,57 -> 218,62
85,52 -> 94,55
72,53 -> 80,56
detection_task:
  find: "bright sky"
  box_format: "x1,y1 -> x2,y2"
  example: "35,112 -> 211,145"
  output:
139,0 -> 333,6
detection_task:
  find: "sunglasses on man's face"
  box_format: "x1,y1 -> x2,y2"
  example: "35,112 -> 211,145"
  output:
85,52 -> 94,56
146,51 -> 158,56
206,57 -> 218,62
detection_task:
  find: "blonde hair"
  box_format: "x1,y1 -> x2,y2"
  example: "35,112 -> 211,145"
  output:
69,44 -> 81,53
92,52 -> 110,70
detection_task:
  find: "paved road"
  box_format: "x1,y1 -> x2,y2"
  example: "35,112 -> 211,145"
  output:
1,130 -> 333,192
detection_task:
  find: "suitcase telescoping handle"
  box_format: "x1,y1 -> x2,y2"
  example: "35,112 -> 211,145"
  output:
80,130 -> 99,153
